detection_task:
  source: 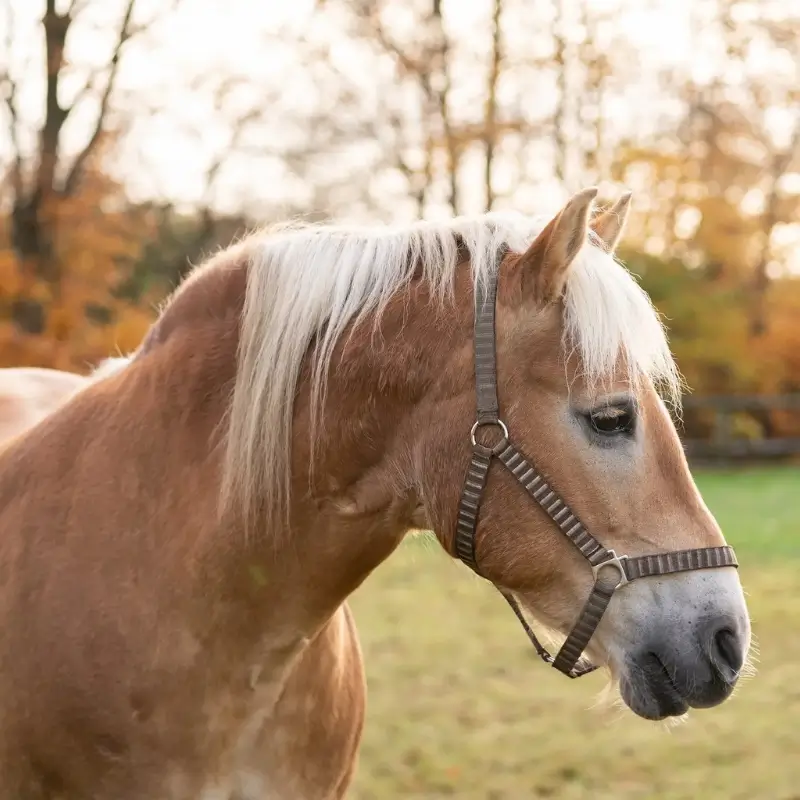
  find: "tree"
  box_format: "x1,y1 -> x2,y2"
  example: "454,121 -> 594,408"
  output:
0,133 -> 152,369
0,0 -> 180,339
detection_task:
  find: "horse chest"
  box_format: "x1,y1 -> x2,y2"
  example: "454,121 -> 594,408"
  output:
205,683 -> 281,784
191,673 -> 306,800
196,771 -> 274,800
193,653 -> 358,800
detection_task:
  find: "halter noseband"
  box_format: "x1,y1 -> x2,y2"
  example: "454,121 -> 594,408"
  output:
454,252 -> 738,679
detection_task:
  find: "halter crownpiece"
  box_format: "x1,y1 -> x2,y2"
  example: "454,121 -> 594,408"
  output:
454,249 -> 738,679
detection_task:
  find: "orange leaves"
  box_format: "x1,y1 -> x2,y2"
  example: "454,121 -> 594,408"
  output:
0,249 -> 23,299
0,161 -> 154,372
629,245 -> 800,441
692,195 -> 762,278
106,306 -> 154,356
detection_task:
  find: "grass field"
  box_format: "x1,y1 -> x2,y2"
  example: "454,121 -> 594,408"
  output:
347,467 -> 800,799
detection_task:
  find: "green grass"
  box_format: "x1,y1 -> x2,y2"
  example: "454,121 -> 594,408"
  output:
348,467 -> 800,799
694,467 -> 800,560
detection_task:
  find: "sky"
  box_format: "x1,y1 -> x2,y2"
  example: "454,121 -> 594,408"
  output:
0,0 -> 795,223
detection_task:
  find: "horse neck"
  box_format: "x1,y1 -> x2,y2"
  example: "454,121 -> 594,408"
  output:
141,256 -> 472,656
253,272 -> 474,636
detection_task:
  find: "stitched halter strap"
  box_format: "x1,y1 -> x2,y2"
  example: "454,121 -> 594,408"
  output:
454,251 -> 738,679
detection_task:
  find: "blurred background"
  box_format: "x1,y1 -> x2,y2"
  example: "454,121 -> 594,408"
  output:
1,0 -> 798,797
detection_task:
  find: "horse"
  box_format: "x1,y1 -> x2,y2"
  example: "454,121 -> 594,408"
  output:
0,189 -> 751,799
0,358 -> 130,446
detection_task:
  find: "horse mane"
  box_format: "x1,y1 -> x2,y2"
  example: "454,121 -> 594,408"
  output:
90,356 -> 131,380
220,211 -> 681,532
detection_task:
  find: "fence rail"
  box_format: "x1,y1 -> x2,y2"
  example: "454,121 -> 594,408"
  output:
680,394 -> 800,461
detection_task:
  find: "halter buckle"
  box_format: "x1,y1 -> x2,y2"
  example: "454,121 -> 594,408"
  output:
591,550 -> 630,590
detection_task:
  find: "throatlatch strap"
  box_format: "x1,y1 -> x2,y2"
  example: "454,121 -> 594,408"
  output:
499,591 -> 560,666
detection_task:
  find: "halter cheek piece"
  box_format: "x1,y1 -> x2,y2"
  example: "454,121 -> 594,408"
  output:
454,252 -> 738,679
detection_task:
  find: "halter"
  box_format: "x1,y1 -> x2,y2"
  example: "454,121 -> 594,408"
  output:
454,252 -> 738,678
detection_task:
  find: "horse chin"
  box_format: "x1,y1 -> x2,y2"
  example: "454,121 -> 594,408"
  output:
618,666 -> 690,722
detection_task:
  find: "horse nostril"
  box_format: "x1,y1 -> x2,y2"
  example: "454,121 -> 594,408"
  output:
713,627 -> 743,675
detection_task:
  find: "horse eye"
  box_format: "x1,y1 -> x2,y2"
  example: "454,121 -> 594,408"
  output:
586,405 -> 636,437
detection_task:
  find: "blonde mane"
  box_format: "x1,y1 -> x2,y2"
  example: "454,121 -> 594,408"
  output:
90,356 -> 131,380
221,211 -> 681,530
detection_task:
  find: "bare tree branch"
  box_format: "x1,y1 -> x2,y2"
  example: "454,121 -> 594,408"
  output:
66,0 -> 92,16
34,0 -> 73,217
484,0 -> 503,210
351,0 -> 461,213
0,0 -> 23,200
552,0 -> 568,185
430,0 -> 459,214
62,0 -> 138,196
350,3 -> 434,99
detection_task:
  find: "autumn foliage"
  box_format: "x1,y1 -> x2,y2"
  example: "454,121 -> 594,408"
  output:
1,171 -> 799,441
0,0 -> 797,448
0,161 -> 155,372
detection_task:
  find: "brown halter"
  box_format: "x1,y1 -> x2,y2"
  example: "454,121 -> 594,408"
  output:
454,253 -> 738,678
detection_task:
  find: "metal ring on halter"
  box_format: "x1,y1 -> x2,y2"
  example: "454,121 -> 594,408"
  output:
591,550 -> 630,591
470,419 -> 509,448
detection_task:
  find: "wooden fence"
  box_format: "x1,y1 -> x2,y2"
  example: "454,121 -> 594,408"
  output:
681,394 -> 800,461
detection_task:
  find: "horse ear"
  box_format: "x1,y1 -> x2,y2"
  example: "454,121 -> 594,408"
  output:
514,187 -> 597,305
590,191 -> 632,253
